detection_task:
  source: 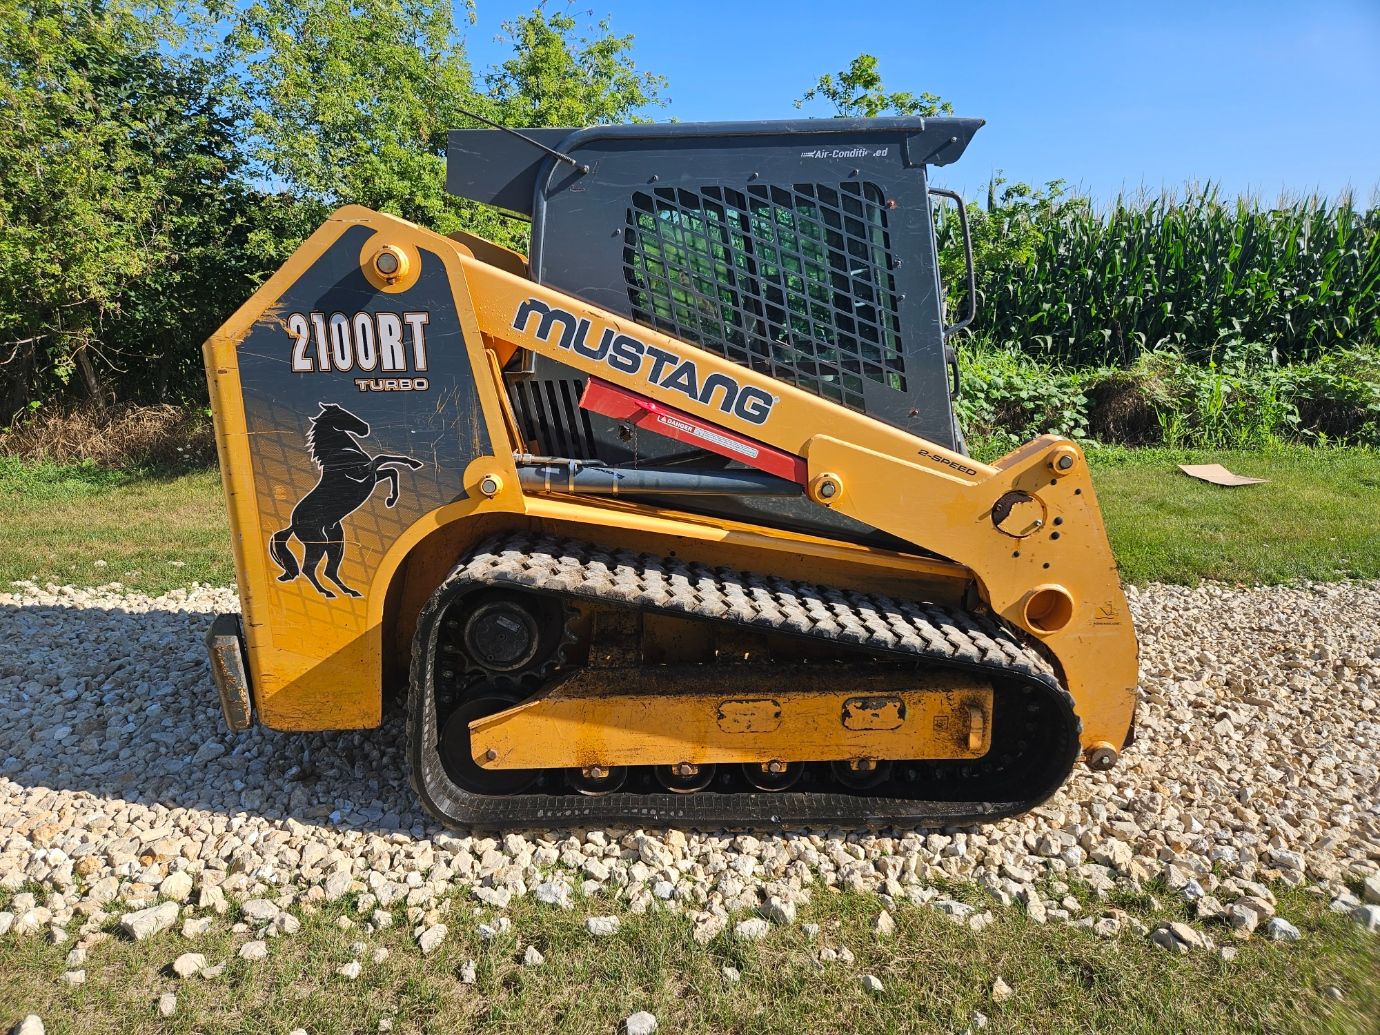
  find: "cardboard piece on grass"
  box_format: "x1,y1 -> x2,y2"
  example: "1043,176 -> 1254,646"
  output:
1177,464 -> 1268,487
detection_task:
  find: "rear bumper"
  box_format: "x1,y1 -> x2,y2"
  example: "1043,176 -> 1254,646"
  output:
205,613 -> 254,731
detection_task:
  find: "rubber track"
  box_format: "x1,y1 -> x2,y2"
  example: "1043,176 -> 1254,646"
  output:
408,533 -> 1081,828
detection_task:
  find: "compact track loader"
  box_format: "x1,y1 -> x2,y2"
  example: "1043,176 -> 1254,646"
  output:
203,117 -> 1138,827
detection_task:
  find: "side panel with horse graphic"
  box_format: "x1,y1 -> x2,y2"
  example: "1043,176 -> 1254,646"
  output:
268,402 -> 424,599
224,221 -> 489,726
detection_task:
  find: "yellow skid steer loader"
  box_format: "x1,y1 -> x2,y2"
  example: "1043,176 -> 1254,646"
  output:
203,117 -> 1138,827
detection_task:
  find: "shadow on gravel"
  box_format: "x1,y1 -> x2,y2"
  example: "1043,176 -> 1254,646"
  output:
0,599 -> 440,839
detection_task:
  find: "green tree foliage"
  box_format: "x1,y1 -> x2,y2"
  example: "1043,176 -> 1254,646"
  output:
795,53 -> 952,117
0,0 -> 667,417
0,0 -> 224,414
230,0 -> 482,242
486,8 -> 667,127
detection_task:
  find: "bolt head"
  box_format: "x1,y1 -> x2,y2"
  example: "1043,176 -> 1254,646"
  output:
1057,455 -> 1074,470
484,748 -> 498,762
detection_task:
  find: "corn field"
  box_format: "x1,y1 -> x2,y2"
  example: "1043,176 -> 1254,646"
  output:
938,188 -> 1380,368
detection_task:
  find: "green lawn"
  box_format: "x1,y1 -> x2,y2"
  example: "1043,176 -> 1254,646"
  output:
4,448 -> 1378,594
1,459 -> 233,594
1089,446 -> 1380,585
2,884 -> 1376,1035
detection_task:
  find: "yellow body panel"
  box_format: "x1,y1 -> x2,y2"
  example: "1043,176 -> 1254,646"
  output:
471,669 -> 993,769
204,206 -> 1138,766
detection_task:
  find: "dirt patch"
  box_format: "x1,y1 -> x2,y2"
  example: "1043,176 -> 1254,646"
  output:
1082,370 -> 1163,445
0,404 -> 216,471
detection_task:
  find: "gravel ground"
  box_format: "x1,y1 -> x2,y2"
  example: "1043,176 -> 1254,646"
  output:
1,578 -> 1378,950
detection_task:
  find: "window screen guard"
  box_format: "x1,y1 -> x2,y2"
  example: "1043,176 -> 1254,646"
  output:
622,182 -> 906,413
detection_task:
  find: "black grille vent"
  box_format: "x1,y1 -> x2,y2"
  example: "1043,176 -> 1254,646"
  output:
507,378 -> 599,459
623,182 -> 905,412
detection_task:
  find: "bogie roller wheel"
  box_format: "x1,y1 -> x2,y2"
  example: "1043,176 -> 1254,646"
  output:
656,763 -> 715,794
830,760 -> 893,791
439,694 -> 539,796
742,761 -> 803,792
566,766 -> 628,796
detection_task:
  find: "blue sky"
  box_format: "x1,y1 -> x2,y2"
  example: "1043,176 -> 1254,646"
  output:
462,0 -> 1380,203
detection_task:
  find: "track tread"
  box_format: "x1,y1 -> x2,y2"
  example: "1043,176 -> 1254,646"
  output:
408,533 -> 1080,829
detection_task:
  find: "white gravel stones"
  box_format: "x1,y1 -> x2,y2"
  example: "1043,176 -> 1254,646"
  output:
159,872 -> 193,902
119,902 -> 179,941
238,940 -> 268,961
157,993 -> 177,1018
62,970 -> 85,985
324,871 -> 353,901
535,881 -> 572,910
171,952 -> 207,978
722,965 -> 740,983
873,909 -> 896,937
0,577 -> 1378,950
181,917 -> 212,939
458,959 -> 477,984
622,1011 -> 658,1035
1150,921 -> 1208,954
241,899 -> 278,923
1265,917 -> 1301,942
991,977 -> 1014,1003
10,1019 -> 43,1035
1351,905 -> 1380,932
478,918 -> 510,941
337,960 -> 361,980
734,918 -> 770,941
761,896 -> 795,925
523,945 -> 545,966
861,974 -> 884,994
417,923 -> 447,956
586,915 -> 620,937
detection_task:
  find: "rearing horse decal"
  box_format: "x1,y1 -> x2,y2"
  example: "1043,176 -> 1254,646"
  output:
269,403 -> 423,599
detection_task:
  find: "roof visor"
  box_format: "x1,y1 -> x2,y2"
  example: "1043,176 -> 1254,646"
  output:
445,116 -> 984,216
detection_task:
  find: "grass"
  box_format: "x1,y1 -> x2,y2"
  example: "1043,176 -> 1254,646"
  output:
4,446 -> 1378,594
0,458 -> 233,594
1088,446 -> 1380,585
2,883 -> 1377,1035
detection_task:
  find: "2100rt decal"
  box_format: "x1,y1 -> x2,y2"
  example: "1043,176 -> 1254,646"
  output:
285,311 -> 431,393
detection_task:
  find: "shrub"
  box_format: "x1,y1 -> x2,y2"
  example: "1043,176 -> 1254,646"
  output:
0,403 -> 215,471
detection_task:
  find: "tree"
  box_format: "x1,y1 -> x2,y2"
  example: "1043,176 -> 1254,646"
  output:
796,53 -> 953,118
0,0 -> 672,417
486,7 -> 667,128
0,0 -> 243,417
231,2 -> 666,252
229,0 -> 483,243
